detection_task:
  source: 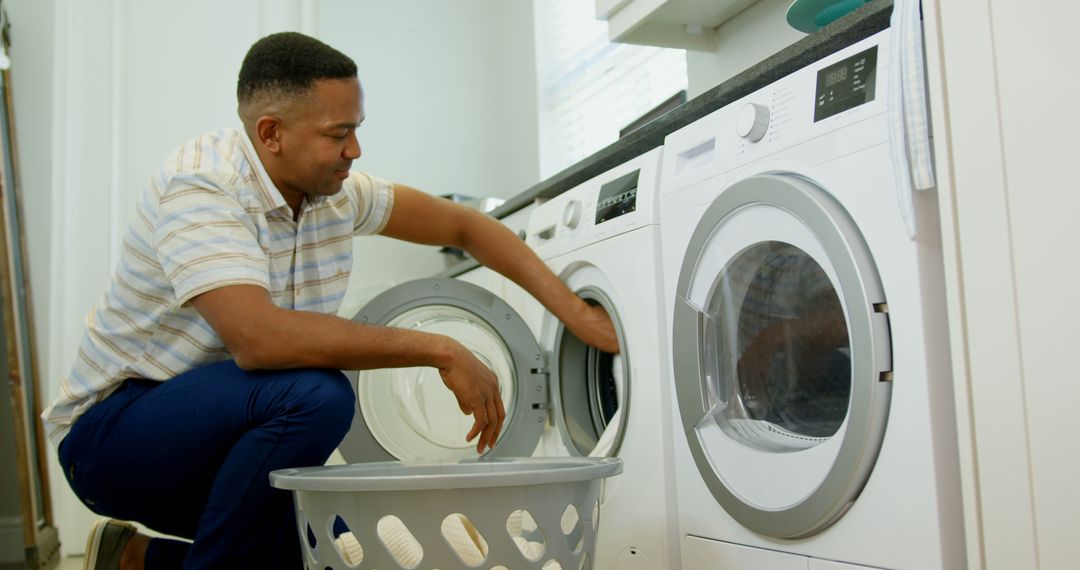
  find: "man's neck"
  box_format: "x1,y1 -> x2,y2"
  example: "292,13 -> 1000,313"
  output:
245,131 -> 305,218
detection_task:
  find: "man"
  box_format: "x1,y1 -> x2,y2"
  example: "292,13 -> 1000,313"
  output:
43,32 -> 617,570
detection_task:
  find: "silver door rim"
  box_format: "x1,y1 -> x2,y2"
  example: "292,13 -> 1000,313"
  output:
551,286 -> 630,457
338,278 -> 548,463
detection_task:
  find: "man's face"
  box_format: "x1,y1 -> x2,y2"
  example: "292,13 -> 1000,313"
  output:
276,77 -> 364,199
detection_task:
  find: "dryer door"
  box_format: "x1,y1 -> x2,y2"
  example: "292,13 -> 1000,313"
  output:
338,278 -> 547,463
672,174 -> 892,538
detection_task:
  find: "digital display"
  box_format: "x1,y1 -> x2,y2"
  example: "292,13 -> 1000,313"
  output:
814,45 -> 877,122
595,169 -> 639,225
825,67 -> 847,87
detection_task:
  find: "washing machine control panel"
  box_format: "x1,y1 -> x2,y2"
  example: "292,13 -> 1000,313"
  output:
659,33 -> 890,204
594,169 -> 639,225
526,147 -> 663,258
814,45 -> 878,123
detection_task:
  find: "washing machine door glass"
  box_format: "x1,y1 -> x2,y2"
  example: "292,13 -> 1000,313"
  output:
338,278 -> 548,464
356,304 -> 516,459
672,174 -> 892,539
702,241 -> 851,451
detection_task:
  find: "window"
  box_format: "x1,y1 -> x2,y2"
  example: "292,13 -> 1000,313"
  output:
534,0 -> 688,178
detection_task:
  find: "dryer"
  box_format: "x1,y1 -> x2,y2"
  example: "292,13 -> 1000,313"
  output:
658,30 -> 964,569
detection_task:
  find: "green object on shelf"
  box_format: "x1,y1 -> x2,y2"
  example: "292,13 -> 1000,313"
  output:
787,0 -> 871,33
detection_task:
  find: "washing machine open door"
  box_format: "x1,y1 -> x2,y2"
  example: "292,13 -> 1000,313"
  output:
338,278 -> 548,463
547,273 -> 631,459
672,173 -> 893,538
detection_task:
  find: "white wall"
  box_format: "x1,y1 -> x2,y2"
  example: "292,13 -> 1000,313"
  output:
685,0 -> 804,97
318,1 -> 537,199
926,0 -> 1080,567
15,0 -> 537,555
317,0 -> 539,318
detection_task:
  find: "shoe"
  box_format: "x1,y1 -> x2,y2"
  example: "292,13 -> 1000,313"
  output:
84,519 -> 136,570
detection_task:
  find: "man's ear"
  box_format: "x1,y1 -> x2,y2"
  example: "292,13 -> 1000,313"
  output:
255,115 -> 283,154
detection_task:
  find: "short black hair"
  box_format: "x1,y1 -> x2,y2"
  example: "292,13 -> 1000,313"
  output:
237,32 -> 357,104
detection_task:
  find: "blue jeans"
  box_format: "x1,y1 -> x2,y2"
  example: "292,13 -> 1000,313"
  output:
57,360 -> 355,569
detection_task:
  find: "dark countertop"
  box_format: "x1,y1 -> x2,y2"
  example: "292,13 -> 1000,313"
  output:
439,0 -> 892,278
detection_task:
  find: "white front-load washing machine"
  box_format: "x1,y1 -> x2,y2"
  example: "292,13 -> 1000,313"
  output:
659,30 -> 964,569
513,147 -> 677,570
337,149 -> 677,570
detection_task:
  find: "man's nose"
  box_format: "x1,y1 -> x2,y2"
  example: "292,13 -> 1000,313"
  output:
344,132 -> 362,159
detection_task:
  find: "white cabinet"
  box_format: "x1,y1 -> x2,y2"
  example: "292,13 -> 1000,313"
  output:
596,0 -> 765,51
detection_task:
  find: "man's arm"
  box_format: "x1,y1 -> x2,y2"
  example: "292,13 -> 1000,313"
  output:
190,285 -> 505,452
380,184 -> 619,353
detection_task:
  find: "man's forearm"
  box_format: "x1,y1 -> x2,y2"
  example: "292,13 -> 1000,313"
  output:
236,305 -> 457,372
458,209 -> 587,326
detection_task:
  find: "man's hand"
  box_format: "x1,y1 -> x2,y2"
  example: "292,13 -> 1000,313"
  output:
437,340 -> 507,454
566,302 -> 620,354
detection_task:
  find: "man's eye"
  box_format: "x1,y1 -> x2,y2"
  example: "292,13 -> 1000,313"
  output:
330,132 -> 348,140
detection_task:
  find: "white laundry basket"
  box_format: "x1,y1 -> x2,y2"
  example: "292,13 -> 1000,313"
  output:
270,457 -> 622,570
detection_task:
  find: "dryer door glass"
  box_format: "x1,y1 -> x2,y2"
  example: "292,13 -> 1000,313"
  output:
702,241 -> 850,452
356,305 -> 517,461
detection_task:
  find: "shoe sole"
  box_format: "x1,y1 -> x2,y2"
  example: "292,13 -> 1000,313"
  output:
84,519 -> 136,570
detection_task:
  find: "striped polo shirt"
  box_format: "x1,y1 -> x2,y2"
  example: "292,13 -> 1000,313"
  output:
42,127 -> 394,445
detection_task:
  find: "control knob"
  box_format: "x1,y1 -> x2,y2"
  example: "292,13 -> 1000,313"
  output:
563,200 -> 583,229
736,102 -> 770,142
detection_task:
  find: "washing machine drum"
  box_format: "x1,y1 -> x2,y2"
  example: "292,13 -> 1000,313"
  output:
337,278 -> 548,463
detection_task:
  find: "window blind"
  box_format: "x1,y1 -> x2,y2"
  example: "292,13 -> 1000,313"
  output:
534,0 -> 688,178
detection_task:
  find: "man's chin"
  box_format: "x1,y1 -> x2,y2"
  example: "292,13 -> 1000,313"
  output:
319,181 -> 346,196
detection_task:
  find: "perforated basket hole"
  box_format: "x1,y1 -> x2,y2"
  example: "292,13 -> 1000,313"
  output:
506,509 -> 547,562
441,513 -> 489,566
300,512 -> 319,566
329,515 -> 363,568
542,559 -> 564,570
579,553 -> 591,570
377,515 -> 424,569
560,504 -> 584,553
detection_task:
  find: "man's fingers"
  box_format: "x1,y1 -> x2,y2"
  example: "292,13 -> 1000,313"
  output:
466,410 -> 485,442
485,398 -> 501,451
490,398 -> 503,444
476,409 -> 491,453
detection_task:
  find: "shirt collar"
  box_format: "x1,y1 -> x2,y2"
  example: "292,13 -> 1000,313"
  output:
237,127 -> 334,216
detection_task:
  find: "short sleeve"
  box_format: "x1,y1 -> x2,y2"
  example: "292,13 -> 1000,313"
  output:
152,179 -> 270,306
347,172 -> 395,235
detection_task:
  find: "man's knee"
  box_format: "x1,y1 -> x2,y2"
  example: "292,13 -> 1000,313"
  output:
290,368 -> 355,435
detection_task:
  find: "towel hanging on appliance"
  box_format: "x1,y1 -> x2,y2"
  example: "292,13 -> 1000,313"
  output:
888,0 -> 937,240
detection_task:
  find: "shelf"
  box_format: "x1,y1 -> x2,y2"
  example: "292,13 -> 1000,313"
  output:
597,0 -> 766,51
